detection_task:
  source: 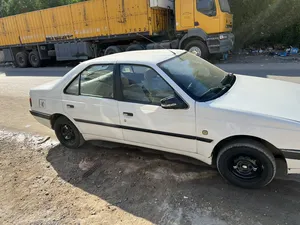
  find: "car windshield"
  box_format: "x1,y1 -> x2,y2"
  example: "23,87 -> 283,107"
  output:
219,0 -> 231,13
159,52 -> 231,101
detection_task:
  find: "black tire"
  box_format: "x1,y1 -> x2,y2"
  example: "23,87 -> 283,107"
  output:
54,116 -> 85,149
15,51 -> 29,68
29,51 -> 42,68
217,140 -> 276,189
184,40 -> 209,59
104,46 -> 122,55
126,44 -> 145,52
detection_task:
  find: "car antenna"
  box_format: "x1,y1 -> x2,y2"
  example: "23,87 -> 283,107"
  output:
136,32 -> 177,56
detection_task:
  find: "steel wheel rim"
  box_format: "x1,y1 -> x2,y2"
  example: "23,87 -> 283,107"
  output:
61,124 -> 75,144
229,155 -> 263,180
31,55 -> 38,63
19,56 -> 24,64
189,46 -> 202,57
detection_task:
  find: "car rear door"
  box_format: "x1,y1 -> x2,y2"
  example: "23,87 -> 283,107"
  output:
62,64 -> 123,141
117,64 -> 197,153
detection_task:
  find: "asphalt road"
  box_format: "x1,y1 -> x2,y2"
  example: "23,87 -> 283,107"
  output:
1,63 -> 300,225
1,62 -> 300,78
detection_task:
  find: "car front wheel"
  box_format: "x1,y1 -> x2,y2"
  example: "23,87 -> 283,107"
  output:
217,140 -> 276,189
54,116 -> 85,149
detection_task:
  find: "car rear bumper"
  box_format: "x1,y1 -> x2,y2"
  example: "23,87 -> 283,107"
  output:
282,149 -> 300,174
30,110 -> 52,129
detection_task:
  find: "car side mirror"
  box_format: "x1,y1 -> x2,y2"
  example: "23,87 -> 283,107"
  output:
160,95 -> 188,110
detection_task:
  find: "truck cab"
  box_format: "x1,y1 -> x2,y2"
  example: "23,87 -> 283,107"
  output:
175,0 -> 234,57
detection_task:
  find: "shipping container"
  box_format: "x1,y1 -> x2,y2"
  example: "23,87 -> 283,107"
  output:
0,0 -> 169,47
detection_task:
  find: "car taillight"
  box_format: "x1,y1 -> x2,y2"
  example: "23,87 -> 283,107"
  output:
29,98 -> 32,107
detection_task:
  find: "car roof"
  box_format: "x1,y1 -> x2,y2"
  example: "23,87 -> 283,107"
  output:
87,49 -> 186,65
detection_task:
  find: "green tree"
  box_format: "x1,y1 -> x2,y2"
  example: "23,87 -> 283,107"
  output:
39,0 -> 84,9
0,0 -> 9,17
0,0 -> 85,16
230,0 -> 300,48
6,0 -> 40,15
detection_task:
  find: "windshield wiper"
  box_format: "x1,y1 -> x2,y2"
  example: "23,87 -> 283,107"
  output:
221,73 -> 234,86
198,83 -> 232,101
221,73 -> 235,86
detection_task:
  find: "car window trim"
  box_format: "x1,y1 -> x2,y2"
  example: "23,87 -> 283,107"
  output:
63,63 -> 117,100
116,63 -> 189,109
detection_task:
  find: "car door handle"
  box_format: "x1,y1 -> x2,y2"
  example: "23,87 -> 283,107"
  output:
123,112 -> 133,117
67,104 -> 75,109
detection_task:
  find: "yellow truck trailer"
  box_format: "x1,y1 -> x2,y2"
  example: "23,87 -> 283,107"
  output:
0,0 -> 234,67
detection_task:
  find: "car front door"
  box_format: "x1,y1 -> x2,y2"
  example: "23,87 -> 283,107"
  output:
117,64 -> 197,153
62,64 -> 123,141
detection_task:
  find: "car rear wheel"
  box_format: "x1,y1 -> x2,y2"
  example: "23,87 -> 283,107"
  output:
217,140 -> 276,189
54,116 -> 85,149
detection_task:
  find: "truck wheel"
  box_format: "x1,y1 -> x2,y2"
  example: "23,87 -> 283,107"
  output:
126,44 -> 144,52
54,116 -> 85,149
15,51 -> 29,68
216,140 -> 276,189
104,46 -> 122,55
29,51 -> 41,68
184,40 -> 209,59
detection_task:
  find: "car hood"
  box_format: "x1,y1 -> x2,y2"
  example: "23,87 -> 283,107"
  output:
210,75 -> 300,122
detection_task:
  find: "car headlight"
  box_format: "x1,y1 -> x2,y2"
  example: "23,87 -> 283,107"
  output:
219,34 -> 229,40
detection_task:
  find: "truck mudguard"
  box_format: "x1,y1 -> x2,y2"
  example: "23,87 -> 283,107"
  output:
179,28 -> 208,49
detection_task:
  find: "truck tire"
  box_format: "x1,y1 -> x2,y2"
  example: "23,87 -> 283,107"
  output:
15,51 -> 29,68
104,46 -> 122,55
29,51 -> 42,68
54,116 -> 85,149
184,40 -> 209,59
126,44 -> 145,52
217,139 -> 276,189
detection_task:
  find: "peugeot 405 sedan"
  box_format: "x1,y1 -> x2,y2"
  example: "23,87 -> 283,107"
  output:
30,50 -> 300,188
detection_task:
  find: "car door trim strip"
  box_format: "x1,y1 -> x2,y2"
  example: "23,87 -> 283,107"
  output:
74,118 -> 213,143
281,149 -> 300,160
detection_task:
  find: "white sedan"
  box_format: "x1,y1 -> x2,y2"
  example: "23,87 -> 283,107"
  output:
30,50 -> 300,188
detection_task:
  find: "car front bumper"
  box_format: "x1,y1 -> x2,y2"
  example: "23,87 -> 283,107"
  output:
282,149 -> 300,174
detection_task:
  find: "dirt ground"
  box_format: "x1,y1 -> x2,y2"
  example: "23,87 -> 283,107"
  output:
1,129 -> 300,225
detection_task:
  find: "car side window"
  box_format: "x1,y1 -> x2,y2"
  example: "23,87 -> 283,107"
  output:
65,75 -> 80,95
120,65 -> 175,105
65,65 -> 115,98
